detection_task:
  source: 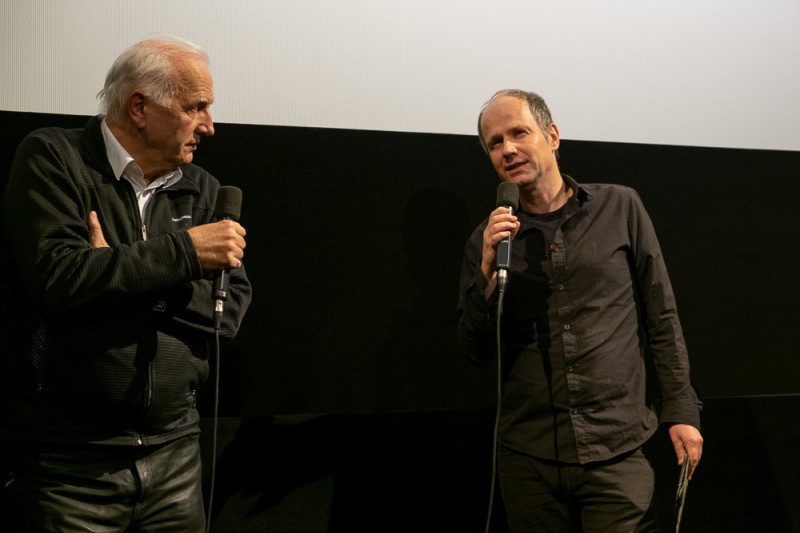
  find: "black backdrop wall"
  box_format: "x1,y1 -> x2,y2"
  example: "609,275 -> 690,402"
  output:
2,111 -> 799,531
3,110 -> 797,414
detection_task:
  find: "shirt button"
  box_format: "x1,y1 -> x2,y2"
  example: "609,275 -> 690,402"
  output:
567,366 -> 574,372
557,284 -> 565,291
563,324 -> 571,331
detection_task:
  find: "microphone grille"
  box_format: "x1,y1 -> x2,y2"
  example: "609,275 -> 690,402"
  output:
496,182 -> 519,210
213,186 -> 242,221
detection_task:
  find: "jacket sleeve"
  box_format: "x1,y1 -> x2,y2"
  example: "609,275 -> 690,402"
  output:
456,223 -> 498,366
627,189 -> 702,428
153,176 -> 252,340
3,129 -> 251,342
4,131 -> 202,308
159,266 -> 252,339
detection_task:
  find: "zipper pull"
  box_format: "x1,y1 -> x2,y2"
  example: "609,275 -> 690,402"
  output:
141,224 -> 147,241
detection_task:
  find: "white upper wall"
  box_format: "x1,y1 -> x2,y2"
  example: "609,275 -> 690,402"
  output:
2,0 -> 798,151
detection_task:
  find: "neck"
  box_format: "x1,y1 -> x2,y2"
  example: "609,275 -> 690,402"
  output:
520,173 -> 572,214
106,118 -> 164,184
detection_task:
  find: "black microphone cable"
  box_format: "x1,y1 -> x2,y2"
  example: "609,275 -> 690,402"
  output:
484,181 -> 518,533
485,283 -> 508,533
205,186 -> 242,533
205,328 -> 222,533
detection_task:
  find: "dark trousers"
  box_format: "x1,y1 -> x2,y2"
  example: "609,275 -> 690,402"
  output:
498,446 -> 657,533
2,434 -> 205,533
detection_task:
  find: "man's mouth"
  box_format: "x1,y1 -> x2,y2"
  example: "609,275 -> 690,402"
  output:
505,161 -> 526,172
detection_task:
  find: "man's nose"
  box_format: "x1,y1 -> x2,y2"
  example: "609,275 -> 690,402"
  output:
198,110 -> 214,136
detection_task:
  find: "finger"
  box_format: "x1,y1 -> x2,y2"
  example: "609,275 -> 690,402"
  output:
684,444 -> 702,480
687,457 -> 697,480
674,445 -> 686,466
88,211 -> 109,248
495,231 -> 513,244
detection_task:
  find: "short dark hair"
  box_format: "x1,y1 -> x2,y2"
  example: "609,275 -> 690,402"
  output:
477,89 -> 554,153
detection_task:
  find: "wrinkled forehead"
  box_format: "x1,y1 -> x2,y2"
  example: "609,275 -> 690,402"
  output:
172,58 -> 214,102
480,96 -> 535,132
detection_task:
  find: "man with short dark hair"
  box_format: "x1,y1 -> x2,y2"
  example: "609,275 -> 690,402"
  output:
458,89 -> 703,531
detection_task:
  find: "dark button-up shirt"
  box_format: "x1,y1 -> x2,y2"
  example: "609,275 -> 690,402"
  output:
457,175 -> 701,464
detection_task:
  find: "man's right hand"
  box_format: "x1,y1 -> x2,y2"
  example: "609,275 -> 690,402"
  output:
481,206 -> 519,281
188,220 -> 247,272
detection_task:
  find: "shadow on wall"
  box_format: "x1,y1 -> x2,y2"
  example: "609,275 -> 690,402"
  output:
202,411 -> 498,533
374,187 -> 475,411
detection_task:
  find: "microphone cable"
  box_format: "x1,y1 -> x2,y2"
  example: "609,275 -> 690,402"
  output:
205,328 -> 222,533
484,283 -> 507,533
485,182 -> 517,533
205,185 -> 241,532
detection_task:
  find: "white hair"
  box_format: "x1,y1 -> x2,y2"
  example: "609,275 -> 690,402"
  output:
97,35 -> 209,123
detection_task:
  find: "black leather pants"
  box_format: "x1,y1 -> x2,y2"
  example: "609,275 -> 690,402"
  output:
3,434 -> 205,533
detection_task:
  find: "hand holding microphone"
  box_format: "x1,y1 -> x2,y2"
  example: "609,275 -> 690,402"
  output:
481,182 -> 519,291
187,186 -> 245,329
188,186 -> 246,273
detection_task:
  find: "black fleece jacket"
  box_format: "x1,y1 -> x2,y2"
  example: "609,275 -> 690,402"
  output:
0,115 -> 252,446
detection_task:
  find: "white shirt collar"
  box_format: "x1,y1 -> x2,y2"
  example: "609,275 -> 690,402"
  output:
100,117 -> 135,180
100,117 -> 184,218
100,117 -> 183,186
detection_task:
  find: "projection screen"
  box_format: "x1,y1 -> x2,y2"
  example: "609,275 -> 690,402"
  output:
2,0 -> 799,151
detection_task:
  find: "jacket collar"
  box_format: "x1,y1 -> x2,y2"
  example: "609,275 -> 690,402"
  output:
80,115 -> 201,195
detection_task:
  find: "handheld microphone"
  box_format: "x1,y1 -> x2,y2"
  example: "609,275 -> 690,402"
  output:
495,182 -> 519,292
211,186 -> 242,330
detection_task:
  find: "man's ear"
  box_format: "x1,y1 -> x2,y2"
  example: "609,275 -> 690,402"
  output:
127,92 -> 147,129
549,123 -> 561,152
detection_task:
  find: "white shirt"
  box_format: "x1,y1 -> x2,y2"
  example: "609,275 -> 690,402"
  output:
100,118 -> 183,220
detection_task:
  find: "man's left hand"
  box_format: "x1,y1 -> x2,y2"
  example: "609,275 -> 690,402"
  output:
668,423 -> 703,480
